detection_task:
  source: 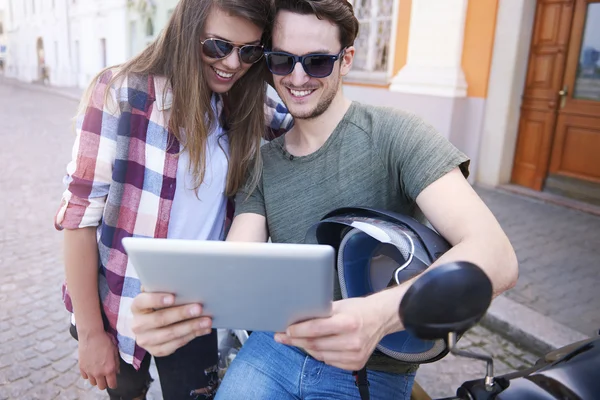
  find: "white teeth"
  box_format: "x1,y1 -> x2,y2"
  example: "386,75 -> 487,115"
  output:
290,89 -> 314,97
214,68 -> 234,79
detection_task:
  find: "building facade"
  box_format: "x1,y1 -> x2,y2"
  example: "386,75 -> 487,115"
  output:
1,0 -> 598,204
127,0 -> 179,59
1,0 -> 161,87
345,0 -> 600,205
3,0 -> 74,85
68,0 -> 129,87
0,2 -> 6,73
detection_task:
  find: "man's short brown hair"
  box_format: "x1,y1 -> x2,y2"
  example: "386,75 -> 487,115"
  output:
275,0 -> 360,48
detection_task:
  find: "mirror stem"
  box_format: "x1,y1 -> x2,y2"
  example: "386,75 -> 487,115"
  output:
447,332 -> 495,391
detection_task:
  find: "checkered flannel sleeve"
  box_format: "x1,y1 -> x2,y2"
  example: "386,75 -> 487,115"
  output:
55,70 -> 121,230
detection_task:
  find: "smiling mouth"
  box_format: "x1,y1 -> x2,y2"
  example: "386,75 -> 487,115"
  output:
288,88 -> 316,98
212,67 -> 235,80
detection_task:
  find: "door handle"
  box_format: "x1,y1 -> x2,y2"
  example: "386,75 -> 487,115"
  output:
558,85 -> 568,109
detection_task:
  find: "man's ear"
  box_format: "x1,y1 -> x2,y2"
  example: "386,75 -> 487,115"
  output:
340,46 -> 355,77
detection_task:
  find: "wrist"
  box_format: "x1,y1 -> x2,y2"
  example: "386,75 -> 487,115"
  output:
73,317 -> 105,340
368,285 -> 408,336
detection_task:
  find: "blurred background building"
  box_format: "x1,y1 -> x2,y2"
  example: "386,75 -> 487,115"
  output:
0,0 -> 598,206
0,0 -> 177,86
0,0 -> 6,73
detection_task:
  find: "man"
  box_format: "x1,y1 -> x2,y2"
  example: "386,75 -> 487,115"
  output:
131,0 -> 518,398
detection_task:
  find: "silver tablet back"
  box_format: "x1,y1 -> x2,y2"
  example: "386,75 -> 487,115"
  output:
122,238 -> 334,332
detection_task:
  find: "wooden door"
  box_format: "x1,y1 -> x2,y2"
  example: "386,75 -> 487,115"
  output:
512,0 -> 600,197
512,0 -> 575,190
547,0 -> 600,188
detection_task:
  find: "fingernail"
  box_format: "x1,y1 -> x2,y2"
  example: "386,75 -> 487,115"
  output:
197,319 -> 211,329
163,295 -> 174,306
189,305 -> 201,317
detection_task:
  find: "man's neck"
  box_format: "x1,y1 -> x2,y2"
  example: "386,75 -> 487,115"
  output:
285,94 -> 352,157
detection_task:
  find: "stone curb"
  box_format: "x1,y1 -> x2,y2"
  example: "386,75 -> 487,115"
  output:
481,295 -> 591,356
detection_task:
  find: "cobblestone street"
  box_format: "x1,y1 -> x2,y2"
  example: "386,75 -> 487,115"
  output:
476,187 -> 600,337
0,80 -> 540,399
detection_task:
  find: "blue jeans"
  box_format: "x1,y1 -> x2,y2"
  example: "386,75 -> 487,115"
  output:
216,332 -> 415,400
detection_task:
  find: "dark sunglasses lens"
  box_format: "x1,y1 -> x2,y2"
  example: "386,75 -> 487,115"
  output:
202,39 -> 233,59
240,46 -> 264,64
267,53 -> 295,75
304,55 -> 336,78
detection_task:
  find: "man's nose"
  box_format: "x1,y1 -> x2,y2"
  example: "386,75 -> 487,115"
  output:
289,62 -> 310,87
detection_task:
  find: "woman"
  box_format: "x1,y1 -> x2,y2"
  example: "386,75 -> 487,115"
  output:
54,0 -> 291,398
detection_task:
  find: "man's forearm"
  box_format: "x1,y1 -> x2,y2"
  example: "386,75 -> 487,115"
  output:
373,236 -> 518,336
64,227 -> 105,338
226,213 -> 269,242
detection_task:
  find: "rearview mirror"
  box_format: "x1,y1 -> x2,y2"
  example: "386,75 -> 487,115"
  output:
399,261 -> 493,340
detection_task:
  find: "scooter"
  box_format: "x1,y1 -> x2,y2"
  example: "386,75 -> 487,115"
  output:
402,261 -> 600,400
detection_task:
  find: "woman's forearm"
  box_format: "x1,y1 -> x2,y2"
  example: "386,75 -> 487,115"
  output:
63,227 -> 105,338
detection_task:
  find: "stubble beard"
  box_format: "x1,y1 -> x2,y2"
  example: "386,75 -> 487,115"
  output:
280,74 -> 342,121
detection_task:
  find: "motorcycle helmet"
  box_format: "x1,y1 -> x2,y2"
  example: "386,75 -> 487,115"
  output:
304,207 -> 451,363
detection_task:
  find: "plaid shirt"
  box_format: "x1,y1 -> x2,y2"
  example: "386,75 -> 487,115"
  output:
55,69 -> 293,369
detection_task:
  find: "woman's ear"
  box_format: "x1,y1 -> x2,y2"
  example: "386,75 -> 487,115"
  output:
340,46 -> 355,77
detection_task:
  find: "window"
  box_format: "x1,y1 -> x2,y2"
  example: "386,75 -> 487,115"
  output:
349,0 -> 396,82
32,0 -> 35,14
145,18 -> 154,37
74,40 -> 80,73
129,20 -> 138,57
100,38 -> 107,68
54,41 -> 59,69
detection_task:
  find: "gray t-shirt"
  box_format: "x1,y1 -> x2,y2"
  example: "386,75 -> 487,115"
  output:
235,101 -> 469,372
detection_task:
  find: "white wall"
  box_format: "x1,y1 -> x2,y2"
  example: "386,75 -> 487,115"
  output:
69,0 -> 128,87
476,0 -> 537,186
3,0 -> 73,85
3,0 -> 129,88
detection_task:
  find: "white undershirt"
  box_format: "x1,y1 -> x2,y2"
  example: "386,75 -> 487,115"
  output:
167,98 -> 229,241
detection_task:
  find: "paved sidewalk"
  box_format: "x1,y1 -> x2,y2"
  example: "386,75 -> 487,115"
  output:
475,186 -> 600,338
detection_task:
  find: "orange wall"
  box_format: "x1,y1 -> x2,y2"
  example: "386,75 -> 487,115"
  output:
392,0 -> 412,75
462,0 -> 499,98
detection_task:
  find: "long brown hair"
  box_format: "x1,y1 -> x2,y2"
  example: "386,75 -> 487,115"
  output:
80,0 -> 273,196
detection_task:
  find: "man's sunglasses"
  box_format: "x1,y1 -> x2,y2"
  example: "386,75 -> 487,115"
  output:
200,38 -> 264,64
264,49 -> 346,78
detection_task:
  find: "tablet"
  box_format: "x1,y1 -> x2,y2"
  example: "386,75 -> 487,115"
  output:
122,238 -> 335,332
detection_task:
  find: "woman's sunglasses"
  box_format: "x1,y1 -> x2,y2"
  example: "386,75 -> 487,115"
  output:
201,38 -> 264,64
264,49 -> 346,78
